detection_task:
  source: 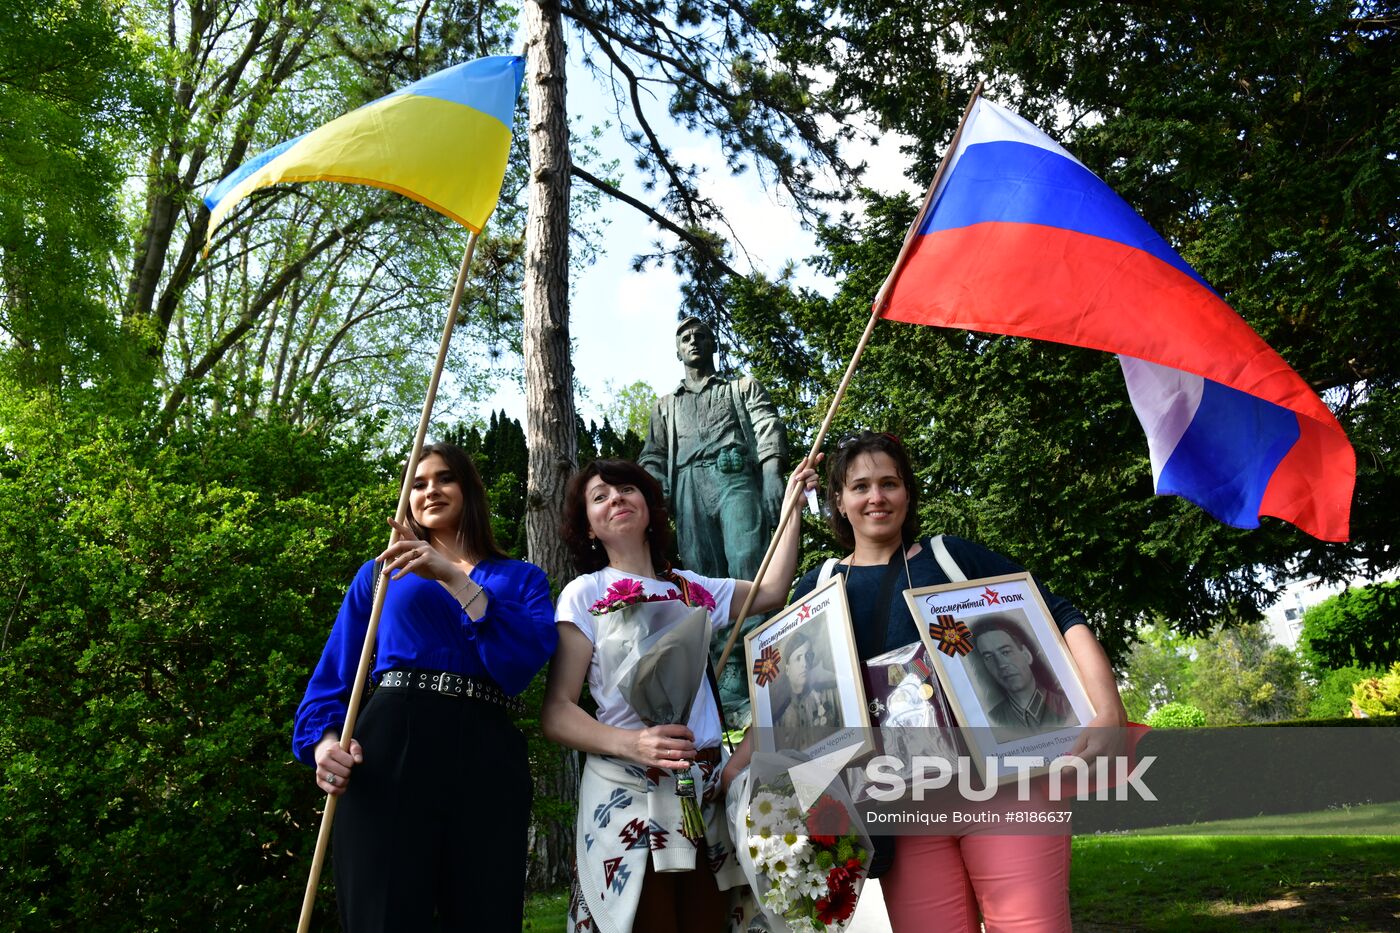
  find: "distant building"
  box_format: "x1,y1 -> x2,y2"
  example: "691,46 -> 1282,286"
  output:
1264,569 -> 1400,650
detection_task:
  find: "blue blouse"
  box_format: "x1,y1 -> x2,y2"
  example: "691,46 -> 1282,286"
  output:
292,557 -> 557,765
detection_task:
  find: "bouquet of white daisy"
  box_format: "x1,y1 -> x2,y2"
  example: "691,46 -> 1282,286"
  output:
727,754 -> 871,932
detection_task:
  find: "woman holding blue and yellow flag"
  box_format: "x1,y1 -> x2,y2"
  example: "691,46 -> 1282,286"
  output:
202,53 -> 535,930
294,443 -> 555,930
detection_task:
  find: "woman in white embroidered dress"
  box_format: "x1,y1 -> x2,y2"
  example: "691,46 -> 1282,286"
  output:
543,457 -> 814,933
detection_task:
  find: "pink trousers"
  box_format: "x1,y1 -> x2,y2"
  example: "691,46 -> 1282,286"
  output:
880,834 -> 1072,933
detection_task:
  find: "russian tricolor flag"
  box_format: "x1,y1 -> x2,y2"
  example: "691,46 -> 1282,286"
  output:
880,98 -> 1354,541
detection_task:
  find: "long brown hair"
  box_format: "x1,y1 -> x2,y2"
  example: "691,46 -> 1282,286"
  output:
404,442 -> 506,563
560,459 -> 672,574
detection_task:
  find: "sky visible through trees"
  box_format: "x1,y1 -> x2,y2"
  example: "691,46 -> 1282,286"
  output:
2,5 -> 1394,926
476,22 -> 918,427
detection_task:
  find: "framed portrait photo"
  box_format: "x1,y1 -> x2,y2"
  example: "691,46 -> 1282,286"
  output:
745,575 -> 872,759
904,573 -> 1095,782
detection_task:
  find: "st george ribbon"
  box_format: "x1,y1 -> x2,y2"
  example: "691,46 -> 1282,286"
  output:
878,97 -> 1355,542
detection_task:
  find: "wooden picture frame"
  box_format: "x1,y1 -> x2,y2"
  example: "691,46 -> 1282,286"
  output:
904,572 -> 1095,783
745,575 -> 872,759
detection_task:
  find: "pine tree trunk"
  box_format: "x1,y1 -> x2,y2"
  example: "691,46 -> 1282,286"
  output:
522,0 -> 578,892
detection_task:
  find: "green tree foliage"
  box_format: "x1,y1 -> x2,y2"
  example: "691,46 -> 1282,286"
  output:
443,408 -> 646,562
1298,581 -> 1400,672
0,399 -> 392,929
446,410 -> 532,557
729,198 -> 1267,658
1351,663 -> 1400,718
600,379 -> 658,439
1119,621 -> 1196,722
557,0 -> 857,337
1309,664 -> 1373,719
129,0 -> 531,430
1143,702 -> 1207,729
730,1 -> 1398,646
0,1 -> 157,389
1,1 -> 550,432
1187,623 -> 1310,724
577,413 -> 645,465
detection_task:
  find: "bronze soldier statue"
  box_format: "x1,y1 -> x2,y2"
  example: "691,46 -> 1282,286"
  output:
639,316 -> 787,726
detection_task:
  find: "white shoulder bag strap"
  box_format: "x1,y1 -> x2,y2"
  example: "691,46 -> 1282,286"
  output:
821,540 -> 961,585
929,534 -> 967,583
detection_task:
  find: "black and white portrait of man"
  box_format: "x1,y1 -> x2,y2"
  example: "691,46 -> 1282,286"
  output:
967,613 -> 1075,743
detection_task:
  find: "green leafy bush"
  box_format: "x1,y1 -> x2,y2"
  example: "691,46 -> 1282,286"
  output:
0,404 -> 391,930
1308,665 -> 1375,719
1352,663 -> 1400,718
1144,702 -> 1208,728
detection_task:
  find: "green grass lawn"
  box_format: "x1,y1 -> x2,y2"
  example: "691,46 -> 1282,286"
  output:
526,812 -> 1400,932
1071,835 -> 1400,931
523,888 -> 568,933
1128,799 -> 1400,836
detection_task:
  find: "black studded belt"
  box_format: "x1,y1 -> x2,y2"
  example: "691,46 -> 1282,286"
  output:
377,669 -> 523,716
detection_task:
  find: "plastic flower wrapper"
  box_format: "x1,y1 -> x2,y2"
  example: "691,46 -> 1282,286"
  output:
598,597 -> 713,837
726,751 -> 872,932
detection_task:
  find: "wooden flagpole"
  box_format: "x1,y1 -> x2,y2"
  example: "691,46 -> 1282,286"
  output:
714,80 -> 985,680
296,229 -> 481,933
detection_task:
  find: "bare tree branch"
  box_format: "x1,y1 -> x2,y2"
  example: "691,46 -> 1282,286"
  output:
570,165 -> 745,281
158,211 -> 379,423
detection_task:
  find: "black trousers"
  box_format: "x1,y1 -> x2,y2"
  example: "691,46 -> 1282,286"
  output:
332,687 -> 532,932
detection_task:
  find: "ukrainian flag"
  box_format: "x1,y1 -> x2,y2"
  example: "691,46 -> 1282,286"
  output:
204,55 -> 525,242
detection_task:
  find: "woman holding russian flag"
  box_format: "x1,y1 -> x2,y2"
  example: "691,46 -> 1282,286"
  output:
790,431 -> 1127,932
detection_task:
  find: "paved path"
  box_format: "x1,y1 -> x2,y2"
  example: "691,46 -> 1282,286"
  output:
846,878 -> 893,933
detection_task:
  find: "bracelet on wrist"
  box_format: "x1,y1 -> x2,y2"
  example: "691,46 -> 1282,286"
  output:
460,582 -> 485,614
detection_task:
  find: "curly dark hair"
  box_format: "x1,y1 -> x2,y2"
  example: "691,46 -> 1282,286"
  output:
825,431 -> 920,549
560,459 -> 673,574
402,442 -> 506,563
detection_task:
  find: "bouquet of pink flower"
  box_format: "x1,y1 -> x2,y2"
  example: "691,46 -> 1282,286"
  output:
589,577 -> 718,728
727,754 -> 872,932
588,576 -> 716,616
591,577 -> 717,837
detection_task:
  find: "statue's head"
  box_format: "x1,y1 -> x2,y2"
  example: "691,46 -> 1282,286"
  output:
675,316 -> 716,369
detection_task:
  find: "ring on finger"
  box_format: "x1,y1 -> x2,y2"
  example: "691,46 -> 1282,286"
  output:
326,773 -> 337,785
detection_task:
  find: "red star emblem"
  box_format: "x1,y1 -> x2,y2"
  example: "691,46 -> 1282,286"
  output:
981,586 -> 1001,605
796,603 -> 812,621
